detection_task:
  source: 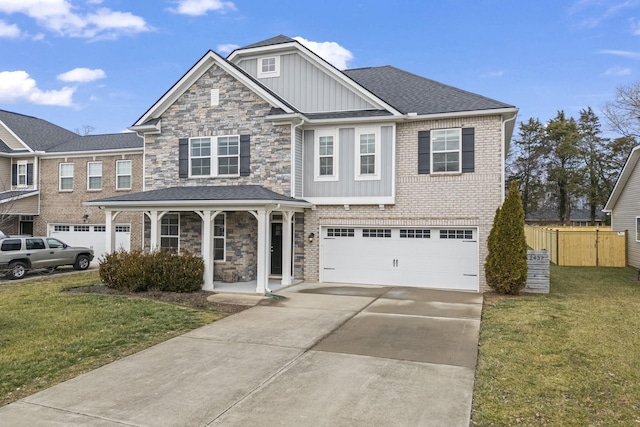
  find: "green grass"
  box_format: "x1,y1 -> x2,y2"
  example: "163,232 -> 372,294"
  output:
0,272 -> 225,406
472,265 -> 640,426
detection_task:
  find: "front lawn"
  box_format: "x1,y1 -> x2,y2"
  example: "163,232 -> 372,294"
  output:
0,271 -> 229,406
472,265 -> 640,426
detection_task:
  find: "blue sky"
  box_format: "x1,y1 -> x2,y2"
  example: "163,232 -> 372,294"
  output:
0,0 -> 639,135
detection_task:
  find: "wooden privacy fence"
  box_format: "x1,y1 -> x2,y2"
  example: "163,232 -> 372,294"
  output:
524,225 -> 626,267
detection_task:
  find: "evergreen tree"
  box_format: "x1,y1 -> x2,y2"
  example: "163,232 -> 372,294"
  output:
546,111 -> 581,224
506,118 -> 548,217
484,181 -> 528,295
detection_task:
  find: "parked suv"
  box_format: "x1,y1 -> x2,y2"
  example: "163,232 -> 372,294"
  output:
0,236 -> 94,279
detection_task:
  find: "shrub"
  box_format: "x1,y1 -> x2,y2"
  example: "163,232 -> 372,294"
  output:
99,249 -> 204,293
484,181 -> 528,294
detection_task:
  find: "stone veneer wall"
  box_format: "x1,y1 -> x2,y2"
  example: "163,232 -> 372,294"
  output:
303,115 -> 504,292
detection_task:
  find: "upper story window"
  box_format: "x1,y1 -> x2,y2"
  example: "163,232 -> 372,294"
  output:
257,55 -> 280,78
59,163 -> 74,191
355,128 -> 381,181
314,129 -> 338,181
431,128 -> 461,173
13,161 -> 33,187
87,161 -> 102,190
116,160 -> 132,190
17,162 -> 27,186
189,136 -> 239,177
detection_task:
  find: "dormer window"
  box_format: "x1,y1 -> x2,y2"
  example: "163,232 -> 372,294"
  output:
257,56 -> 280,78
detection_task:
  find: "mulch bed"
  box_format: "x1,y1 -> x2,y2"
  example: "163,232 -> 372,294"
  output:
63,284 -> 249,314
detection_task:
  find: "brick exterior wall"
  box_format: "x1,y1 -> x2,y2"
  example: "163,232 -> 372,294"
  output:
36,153 -> 144,251
303,116 -> 504,292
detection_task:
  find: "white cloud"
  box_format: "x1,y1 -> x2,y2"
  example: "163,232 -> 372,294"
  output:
0,0 -> 151,39
599,49 -> 640,59
0,70 -> 75,106
0,19 -> 20,38
603,66 -> 632,75
293,36 -> 353,70
216,43 -> 239,54
169,0 -> 236,16
57,67 -> 106,83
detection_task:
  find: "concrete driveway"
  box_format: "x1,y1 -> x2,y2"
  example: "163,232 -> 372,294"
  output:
0,283 -> 482,426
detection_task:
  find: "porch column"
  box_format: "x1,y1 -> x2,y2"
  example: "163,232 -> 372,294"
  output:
148,210 -> 159,251
280,211 -> 294,286
254,208 -> 270,294
104,209 -> 114,255
200,210 -> 214,291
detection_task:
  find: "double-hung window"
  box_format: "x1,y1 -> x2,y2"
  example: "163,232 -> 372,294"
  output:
431,128 -> 461,173
116,160 -> 132,190
315,129 -> 338,181
160,213 -> 179,252
17,162 -> 27,186
355,127 -> 380,180
59,163 -> 74,191
189,136 -> 240,177
87,161 -> 102,190
214,214 -> 225,261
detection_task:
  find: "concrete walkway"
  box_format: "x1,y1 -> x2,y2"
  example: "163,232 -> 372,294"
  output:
0,283 -> 483,426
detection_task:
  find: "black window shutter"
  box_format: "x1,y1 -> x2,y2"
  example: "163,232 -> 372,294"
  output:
418,130 -> 430,174
178,138 -> 189,178
461,128 -> 475,173
27,163 -> 33,185
11,164 -> 17,186
240,134 -> 250,176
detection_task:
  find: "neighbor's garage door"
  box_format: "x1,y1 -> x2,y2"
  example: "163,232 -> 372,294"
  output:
48,224 -> 131,261
321,227 -> 478,291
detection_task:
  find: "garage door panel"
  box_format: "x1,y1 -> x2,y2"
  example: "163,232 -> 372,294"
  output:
48,224 -> 131,261
321,227 -> 478,291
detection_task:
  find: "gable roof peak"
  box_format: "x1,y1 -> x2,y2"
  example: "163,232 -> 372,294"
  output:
238,35 -> 295,50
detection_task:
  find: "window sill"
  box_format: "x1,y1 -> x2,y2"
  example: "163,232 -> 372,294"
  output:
429,172 -> 463,177
354,175 -> 381,181
115,188 -> 132,191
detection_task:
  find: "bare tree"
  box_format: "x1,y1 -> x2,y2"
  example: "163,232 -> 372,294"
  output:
74,125 -> 95,136
603,83 -> 640,140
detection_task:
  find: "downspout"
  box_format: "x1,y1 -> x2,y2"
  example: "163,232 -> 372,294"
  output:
501,112 -> 518,201
290,117 -> 305,198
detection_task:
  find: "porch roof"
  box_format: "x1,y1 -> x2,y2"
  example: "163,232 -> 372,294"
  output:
85,185 -> 311,210
0,189 -> 39,204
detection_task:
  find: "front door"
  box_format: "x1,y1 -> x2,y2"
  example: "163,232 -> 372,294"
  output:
270,222 -> 283,275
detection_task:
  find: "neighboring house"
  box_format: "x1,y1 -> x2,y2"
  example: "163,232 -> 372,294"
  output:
603,145 -> 640,269
526,208 -> 606,226
0,110 -> 144,259
87,35 -> 518,293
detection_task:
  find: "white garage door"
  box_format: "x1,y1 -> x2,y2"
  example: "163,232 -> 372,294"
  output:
48,224 -> 131,261
321,227 -> 478,291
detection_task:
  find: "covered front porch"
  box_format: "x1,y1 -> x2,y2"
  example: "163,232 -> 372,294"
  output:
85,185 -> 311,294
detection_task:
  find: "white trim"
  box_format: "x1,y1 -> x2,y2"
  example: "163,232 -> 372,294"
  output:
188,135 -> 240,178
314,128 -> 338,182
304,196 -> 394,205
210,89 -> 219,107
213,212 -> 226,261
160,212 -> 180,251
430,128 -> 462,174
39,148 -> 142,158
0,119 -> 34,152
603,145 -> 640,212
257,55 -> 280,78
59,162 -> 74,192
391,123 -> 396,200
16,160 -> 28,188
354,126 -> 381,181
84,199 -> 310,211
87,161 -> 102,191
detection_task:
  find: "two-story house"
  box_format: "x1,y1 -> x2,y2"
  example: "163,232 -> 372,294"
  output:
0,110 -> 144,259
88,35 -> 518,294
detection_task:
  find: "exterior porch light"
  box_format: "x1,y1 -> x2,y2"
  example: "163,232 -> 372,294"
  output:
308,232 -> 315,243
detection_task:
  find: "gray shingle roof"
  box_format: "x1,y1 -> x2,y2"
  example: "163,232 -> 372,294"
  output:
47,132 -> 143,152
343,66 -> 514,115
239,35 -> 295,50
89,185 -> 303,203
0,109 -> 78,151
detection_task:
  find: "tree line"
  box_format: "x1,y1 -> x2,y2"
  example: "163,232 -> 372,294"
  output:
506,82 -> 640,225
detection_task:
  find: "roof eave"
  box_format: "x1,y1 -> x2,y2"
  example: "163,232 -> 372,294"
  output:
603,145 -> 640,211
39,147 -> 143,158
403,107 -> 519,121
129,121 -> 161,135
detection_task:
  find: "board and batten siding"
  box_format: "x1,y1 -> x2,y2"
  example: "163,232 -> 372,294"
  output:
303,126 -> 393,198
236,53 -> 376,113
611,155 -> 640,268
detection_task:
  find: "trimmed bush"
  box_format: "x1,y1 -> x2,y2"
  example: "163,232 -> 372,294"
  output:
99,249 -> 204,293
484,181 -> 528,294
